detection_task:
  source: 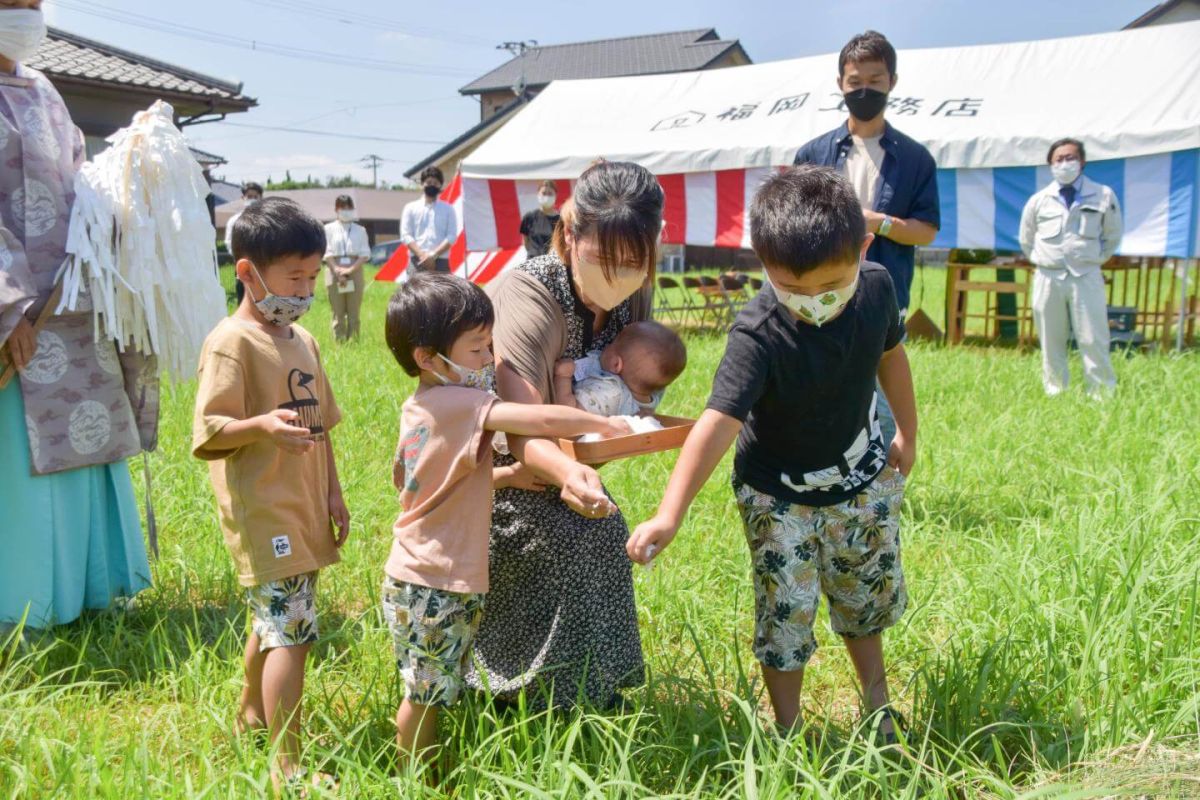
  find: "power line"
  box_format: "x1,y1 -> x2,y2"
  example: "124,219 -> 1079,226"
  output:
191,97 -> 460,143
49,0 -> 478,77
215,121 -> 447,144
244,0 -> 496,48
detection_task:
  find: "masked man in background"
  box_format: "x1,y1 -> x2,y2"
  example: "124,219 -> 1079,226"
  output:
794,30 -> 939,449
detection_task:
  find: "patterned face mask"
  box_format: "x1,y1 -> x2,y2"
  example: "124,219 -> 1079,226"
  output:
248,264 -> 313,325
768,268 -> 860,327
434,354 -> 496,393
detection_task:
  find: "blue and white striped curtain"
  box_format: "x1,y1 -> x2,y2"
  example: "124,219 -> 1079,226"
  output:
932,148 -> 1200,258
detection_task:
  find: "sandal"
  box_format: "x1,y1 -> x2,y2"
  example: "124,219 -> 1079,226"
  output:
863,705 -> 907,748
276,768 -> 338,798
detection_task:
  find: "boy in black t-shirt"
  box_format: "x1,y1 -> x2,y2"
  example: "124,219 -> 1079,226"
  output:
628,166 -> 917,743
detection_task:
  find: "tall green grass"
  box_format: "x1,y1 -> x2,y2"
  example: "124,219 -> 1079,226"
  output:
1,271 -> 1197,798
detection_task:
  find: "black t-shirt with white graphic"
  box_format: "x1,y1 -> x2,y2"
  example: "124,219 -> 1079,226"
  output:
706,261 -> 904,506
519,210 -> 560,257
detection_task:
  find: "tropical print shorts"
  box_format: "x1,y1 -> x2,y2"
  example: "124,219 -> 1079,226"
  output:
381,577 -> 486,707
245,571 -> 320,651
734,467 -> 908,672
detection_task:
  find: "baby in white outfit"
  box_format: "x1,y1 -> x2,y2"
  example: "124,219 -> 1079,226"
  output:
555,320 -> 688,418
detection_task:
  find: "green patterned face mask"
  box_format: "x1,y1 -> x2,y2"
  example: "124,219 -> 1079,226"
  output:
767,267 -> 860,327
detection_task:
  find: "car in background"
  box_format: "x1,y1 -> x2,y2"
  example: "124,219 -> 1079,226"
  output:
370,238 -> 404,266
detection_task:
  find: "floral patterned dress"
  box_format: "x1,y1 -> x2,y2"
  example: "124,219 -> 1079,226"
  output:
464,254 -> 645,709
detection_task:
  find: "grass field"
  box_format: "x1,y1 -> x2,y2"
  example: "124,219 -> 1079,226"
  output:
2,268 -> 1198,798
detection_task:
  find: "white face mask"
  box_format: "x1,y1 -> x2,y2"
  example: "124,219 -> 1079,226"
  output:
768,269 -> 860,327
0,9 -> 47,64
538,194 -> 556,210
337,209 -> 356,223
1051,158 -> 1081,186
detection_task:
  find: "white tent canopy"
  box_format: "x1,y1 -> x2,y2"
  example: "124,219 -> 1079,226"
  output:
462,22 -> 1200,178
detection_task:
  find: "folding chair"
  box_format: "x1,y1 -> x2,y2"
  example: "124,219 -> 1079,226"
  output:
654,276 -> 697,326
698,275 -> 735,327
718,274 -> 750,318
683,276 -> 723,328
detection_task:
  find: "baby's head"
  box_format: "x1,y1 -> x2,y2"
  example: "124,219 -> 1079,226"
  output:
600,320 -> 687,403
385,273 -> 495,388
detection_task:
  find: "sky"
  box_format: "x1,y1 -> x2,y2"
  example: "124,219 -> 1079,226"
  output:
42,0 -> 1153,189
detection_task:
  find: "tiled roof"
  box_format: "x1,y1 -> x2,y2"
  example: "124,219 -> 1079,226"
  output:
460,28 -> 747,95
189,146 -> 227,167
27,27 -> 255,109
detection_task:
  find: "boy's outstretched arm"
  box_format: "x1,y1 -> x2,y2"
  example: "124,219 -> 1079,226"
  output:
626,409 -> 742,564
485,400 -> 631,440
876,342 -> 918,476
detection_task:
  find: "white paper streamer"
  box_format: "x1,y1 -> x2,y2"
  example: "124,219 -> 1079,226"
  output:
58,100 -> 225,382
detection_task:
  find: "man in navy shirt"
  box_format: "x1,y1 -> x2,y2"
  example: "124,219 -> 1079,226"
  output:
795,30 -> 939,446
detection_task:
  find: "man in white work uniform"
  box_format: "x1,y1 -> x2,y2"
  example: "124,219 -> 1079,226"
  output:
1019,138 -> 1123,396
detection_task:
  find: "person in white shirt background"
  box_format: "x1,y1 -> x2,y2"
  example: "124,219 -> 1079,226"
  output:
400,166 -> 455,274
1019,138 -> 1123,396
224,182 -> 262,304
322,194 -> 371,342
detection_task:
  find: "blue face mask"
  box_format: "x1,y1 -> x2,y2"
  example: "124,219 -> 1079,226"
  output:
249,264 -> 313,325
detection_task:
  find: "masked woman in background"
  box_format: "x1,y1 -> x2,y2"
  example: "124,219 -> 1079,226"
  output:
0,0 -> 154,633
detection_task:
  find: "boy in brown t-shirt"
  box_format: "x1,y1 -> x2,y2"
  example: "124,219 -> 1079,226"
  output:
192,198 -> 348,791
382,273 -> 630,773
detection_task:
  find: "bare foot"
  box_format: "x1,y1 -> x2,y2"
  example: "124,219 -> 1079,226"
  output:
234,710 -> 267,737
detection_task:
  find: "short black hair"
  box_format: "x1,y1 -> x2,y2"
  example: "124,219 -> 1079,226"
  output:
419,166 -> 444,185
1047,138 -> 1086,164
839,30 -> 897,79
749,165 -> 865,276
230,197 -> 326,267
335,194 -> 354,209
385,273 -> 495,377
242,181 -> 263,196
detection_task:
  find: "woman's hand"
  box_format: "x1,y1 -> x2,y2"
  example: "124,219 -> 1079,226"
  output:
5,316 -> 37,370
560,462 -> 616,519
602,416 -> 634,438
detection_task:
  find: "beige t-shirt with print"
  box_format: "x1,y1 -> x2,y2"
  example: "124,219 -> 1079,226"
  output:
385,385 -> 498,594
192,317 -> 342,587
843,134 -> 886,209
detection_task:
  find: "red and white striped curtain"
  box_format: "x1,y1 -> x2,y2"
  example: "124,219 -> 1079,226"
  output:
378,166 -> 782,285
461,167 -> 777,252
375,172 -> 527,285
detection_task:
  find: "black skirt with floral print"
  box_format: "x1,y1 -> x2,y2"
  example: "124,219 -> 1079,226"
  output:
464,254 -> 645,709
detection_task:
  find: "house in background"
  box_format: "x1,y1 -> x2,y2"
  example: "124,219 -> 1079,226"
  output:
1124,0 -> 1200,26
406,28 -> 751,270
406,29 -> 750,183
27,27 -> 254,175
216,188 -> 420,250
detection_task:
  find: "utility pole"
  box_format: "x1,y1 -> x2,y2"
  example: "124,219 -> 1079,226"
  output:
361,154 -> 383,188
497,40 -> 538,97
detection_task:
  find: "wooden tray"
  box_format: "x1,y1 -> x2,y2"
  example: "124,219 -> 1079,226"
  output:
558,415 -> 695,464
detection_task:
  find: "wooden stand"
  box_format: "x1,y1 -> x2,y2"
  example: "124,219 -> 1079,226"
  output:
559,415 -> 695,464
944,261 -> 1034,345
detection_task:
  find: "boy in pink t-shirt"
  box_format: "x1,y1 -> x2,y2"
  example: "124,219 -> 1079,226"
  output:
382,273 -> 629,772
